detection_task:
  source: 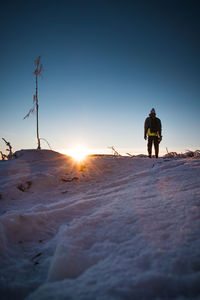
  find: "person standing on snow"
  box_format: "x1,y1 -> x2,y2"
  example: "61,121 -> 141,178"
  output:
144,108 -> 162,158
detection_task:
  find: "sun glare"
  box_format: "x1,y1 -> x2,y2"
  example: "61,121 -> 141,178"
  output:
67,146 -> 89,162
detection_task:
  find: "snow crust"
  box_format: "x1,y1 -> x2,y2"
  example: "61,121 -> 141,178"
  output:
0,149 -> 200,300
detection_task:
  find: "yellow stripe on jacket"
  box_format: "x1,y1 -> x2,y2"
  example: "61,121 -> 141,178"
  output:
147,128 -> 159,136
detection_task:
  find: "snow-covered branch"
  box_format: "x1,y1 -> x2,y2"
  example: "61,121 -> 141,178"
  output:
108,146 -> 121,156
1,138 -> 13,160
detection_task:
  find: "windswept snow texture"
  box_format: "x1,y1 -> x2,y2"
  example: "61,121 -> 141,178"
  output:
0,150 -> 200,300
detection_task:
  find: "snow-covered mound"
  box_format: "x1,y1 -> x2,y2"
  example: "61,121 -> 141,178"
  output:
0,150 -> 200,300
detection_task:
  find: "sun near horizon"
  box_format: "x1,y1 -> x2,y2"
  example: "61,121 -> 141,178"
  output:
62,145 -> 91,162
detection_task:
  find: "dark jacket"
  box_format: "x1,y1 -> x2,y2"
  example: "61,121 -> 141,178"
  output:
144,114 -> 162,137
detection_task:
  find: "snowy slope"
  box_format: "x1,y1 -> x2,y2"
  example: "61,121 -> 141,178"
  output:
0,150 -> 200,300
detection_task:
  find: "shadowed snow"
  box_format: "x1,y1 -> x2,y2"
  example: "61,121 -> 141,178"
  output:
0,150 -> 200,300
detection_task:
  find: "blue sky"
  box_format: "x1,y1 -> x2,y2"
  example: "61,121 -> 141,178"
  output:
1,0 -> 200,155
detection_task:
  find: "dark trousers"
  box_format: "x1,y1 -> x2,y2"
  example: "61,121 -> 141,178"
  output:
148,136 -> 159,158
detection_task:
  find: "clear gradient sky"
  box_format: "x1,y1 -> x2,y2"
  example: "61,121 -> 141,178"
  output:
1,0 -> 200,155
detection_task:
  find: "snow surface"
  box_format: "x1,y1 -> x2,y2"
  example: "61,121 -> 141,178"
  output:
0,149 -> 200,300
